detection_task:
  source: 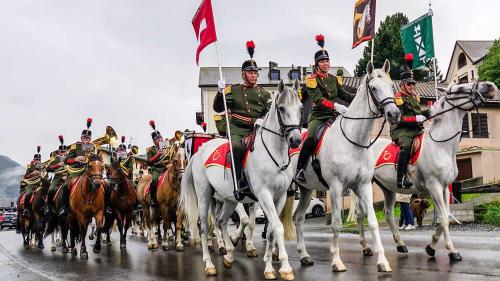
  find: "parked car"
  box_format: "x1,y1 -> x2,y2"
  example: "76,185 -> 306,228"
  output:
0,212 -> 5,224
255,197 -> 326,224
1,211 -> 18,229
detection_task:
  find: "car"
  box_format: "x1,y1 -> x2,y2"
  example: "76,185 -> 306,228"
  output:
0,212 -> 5,223
1,211 -> 18,230
255,197 -> 326,224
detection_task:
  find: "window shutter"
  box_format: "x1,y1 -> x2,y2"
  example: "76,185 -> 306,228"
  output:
471,113 -> 489,138
461,114 -> 470,138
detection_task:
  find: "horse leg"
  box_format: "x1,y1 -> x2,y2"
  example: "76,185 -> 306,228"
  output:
355,200 -> 373,256
123,212 -> 132,249
355,184 -> 391,272
245,203 -> 258,257
381,188 -> 407,253
162,210 -> 170,251
210,201 -> 225,254
329,181 -> 346,272
51,232 -> 57,251
259,193 -> 293,281
93,212 -> 104,254
230,203 -> 248,246
175,208 -> 185,251
197,190 -> 216,276
216,200 -> 238,269
79,216 -> 89,259
294,186 -> 313,266
61,221 -> 69,253
263,216 -> 277,280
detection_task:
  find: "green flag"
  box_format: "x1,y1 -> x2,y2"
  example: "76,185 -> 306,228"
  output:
400,11 -> 435,68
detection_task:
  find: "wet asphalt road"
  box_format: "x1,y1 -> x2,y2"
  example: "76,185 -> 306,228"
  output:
1,218 -> 499,281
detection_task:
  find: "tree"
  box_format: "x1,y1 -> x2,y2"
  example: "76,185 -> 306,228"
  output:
354,13 -> 439,81
478,40 -> 500,88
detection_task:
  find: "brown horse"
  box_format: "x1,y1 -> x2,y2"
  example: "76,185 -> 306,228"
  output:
45,181 -> 71,254
17,176 -> 50,249
157,143 -> 186,251
104,159 -> 138,249
68,154 -> 106,259
137,168 -> 160,250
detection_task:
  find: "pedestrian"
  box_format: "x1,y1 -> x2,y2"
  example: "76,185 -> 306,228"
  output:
396,193 -> 416,230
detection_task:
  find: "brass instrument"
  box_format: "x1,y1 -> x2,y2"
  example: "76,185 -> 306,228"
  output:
93,126 -> 119,148
131,145 -> 139,156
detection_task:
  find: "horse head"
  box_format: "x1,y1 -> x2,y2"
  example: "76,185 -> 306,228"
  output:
172,142 -> 186,182
365,60 -> 400,125
436,81 -> 498,111
274,79 -> 303,149
87,154 -> 104,192
105,159 -> 123,190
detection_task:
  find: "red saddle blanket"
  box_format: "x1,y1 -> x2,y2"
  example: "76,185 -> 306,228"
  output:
145,171 -> 168,194
289,127 -> 329,157
204,142 -> 251,170
70,175 -> 85,196
19,192 -> 35,206
375,134 -> 423,168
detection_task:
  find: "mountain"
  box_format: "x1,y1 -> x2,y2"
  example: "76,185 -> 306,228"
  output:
0,155 -> 24,199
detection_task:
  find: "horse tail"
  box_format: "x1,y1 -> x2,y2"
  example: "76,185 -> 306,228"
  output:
281,195 -> 296,241
179,157 -> 198,233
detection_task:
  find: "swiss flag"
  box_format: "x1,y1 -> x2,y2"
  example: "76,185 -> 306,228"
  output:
192,0 -> 217,65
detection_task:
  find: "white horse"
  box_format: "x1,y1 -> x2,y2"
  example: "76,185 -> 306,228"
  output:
180,80 -> 302,280
357,81 -> 498,260
286,60 -> 400,272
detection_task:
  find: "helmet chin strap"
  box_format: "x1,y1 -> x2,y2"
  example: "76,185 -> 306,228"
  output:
242,72 -> 256,87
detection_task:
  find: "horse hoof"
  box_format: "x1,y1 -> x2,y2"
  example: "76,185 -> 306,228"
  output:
205,266 -> 217,276
152,244 -> 158,250
106,242 -> 112,247
279,270 -> 295,281
71,248 -> 77,256
51,246 -> 56,252
176,245 -> 184,252
300,256 -> 314,266
264,271 -> 277,280
38,244 -> 45,250
219,247 -> 227,255
425,245 -> 436,257
332,262 -> 346,272
120,244 -> 126,249
208,245 -> 214,252
397,245 -> 408,253
89,235 -> 94,241
147,244 -> 153,250
247,249 -> 258,258
80,252 -> 88,259
449,252 -> 462,262
272,253 -> 279,262
363,247 -> 374,256
230,236 -> 239,246
62,247 -> 69,254
162,245 -> 170,251
377,263 -> 392,272
93,246 -> 101,254
223,257 -> 232,269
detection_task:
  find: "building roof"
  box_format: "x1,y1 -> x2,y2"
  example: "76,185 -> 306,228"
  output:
199,66 -> 351,87
457,40 -> 494,64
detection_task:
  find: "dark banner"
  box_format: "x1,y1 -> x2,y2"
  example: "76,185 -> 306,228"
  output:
352,0 -> 376,49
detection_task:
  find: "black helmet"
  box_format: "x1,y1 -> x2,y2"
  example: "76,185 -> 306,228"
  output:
401,53 -> 416,83
81,118 -> 92,137
57,135 -> 66,151
118,136 -> 127,151
314,34 -> 330,64
149,120 -> 162,140
241,40 -> 261,72
33,146 -> 41,160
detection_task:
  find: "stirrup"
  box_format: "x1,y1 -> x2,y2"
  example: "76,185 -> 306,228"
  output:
58,207 -> 67,216
294,169 -> 307,187
23,209 -> 30,217
105,207 -> 113,216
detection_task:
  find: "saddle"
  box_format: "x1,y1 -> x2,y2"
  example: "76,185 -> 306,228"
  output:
145,171 -> 168,194
204,134 -> 255,170
375,134 -> 424,168
289,119 -> 334,157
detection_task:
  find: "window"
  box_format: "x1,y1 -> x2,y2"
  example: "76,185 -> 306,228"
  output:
457,52 -> 467,69
462,114 -> 470,138
269,69 -> 280,81
458,74 -> 468,84
471,113 -> 489,138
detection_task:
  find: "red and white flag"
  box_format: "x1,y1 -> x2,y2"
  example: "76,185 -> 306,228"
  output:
192,0 -> 217,65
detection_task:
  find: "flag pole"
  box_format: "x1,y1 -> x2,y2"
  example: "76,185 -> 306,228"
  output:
214,41 -> 239,191
370,39 -> 374,62
429,1 -> 438,101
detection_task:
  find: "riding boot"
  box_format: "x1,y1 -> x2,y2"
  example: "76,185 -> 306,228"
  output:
397,150 -> 413,189
44,190 -> 53,216
23,193 -> 32,217
233,152 -> 249,202
150,178 -> 158,207
59,182 -> 69,216
105,183 -> 113,216
294,137 -> 315,187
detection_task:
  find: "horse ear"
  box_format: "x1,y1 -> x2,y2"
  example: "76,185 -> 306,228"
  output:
366,60 -> 374,76
278,79 -> 285,93
294,80 -> 300,92
383,59 -> 390,74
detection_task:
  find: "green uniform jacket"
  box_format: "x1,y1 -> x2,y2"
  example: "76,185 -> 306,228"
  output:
119,155 -> 135,181
305,73 -> 354,137
22,163 -> 44,191
46,156 -> 67,179
213,84 -> 271,136
65,142 -> 96,178
146,146 -> 168,178
390,92 -> 431,140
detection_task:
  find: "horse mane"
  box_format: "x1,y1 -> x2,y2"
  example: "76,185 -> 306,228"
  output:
89,154 -> 102,162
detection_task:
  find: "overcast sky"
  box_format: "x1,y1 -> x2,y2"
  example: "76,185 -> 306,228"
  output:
1,0 -> 498,165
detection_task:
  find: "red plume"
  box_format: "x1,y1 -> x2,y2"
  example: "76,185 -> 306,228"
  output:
315,34 -> 325,48
149,120 -> 156,130
121,136 -> 126,144
405,53 -> 414,62
58,135 -> 64,144
37,146 -> 41,153
86,117 -> 93,129
246,40 -> 255,59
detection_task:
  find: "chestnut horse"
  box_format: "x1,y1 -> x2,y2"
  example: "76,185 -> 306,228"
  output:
45,182 -> 71,253
157,143 -> 186,251
104,159 -> 138,249
68,154 -> 106,259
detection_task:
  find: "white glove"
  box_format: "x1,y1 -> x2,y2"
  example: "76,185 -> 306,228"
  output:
218,79 -> 226,93
416,115 -> 426,122
334,103 -> 348,115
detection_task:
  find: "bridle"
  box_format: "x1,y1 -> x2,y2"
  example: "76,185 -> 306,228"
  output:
260,92 -> 302,171
427,81 -> 485,143
339,75 -> 396,149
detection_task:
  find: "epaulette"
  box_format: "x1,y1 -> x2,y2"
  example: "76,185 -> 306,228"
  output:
415,95 -> 420,103
213,114 -> 222,121
333,75 -> 344,86
146,146 -> 155,153
305,75 -> 318,88
395,93 -> 404,106
70,143 -> 77,150
224,84 -> 232,95
27,164 -> 31,169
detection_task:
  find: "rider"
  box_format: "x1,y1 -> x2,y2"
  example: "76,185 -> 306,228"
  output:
117,136 -> 135,182
146,120 -> 169,207
20,146 -> 45,217
44,135 -> 68,216
213,40 -> 272,201
59,118 -> 100,216
294,34 -> 355,187
391,53 -> 431,189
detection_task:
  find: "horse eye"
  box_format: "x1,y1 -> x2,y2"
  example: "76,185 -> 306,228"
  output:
371,87 -> 377,92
